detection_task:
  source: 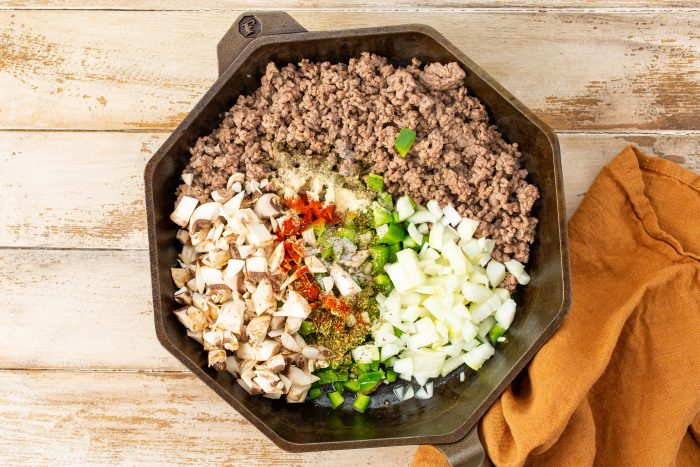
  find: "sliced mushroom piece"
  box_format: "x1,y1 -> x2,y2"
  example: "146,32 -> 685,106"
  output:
203,329 -> 223,351
181,173 -> 194,186
222,190 -> 245,217
207,284 -> 233,304
186,329 -> 203,345
173,306 -> 208,332
263,392 -> 282,400
284,317 -> 303,335
279,374 -> 292,393
253,193 -> 281,218
226,172 -> 245,191
302,345 -> 335,360
329,263 -> 362,297
200,266 -> 224,287
287,365 -> 319,386
248,223 -> 273,247
192,238 -> 215,252
341,250 -> 371,269
321,276 -> 335,293
237,245 -> 255,259
253,339 -> 281,362
246,256 -> 267,274
190,202 -> 222,227
346,312 -> 357,328
267,328 -> 284,338
202,249 -> 230,268
246,315 -> 271,345
293,333 -> 307,350
236,378 -> 262,396
274,290 -> 311,319
253,371 -> 284,394
235,342 -> 256,361
206,222 -> 225,242
176,229 -> 191,245
180,245 -> 197,265
251,279 -> 276,316
264,354 -> 286,373
225,355 -> 240,377
268,242 -> 285,273
174,286 -> 192,305
280,332 -> 302,353
301,227 -> 317,247
208,349 -> 227,371
216,300 -> 245,335
191,292 -> 208,312
170,196 -> 199,227
222,330 -> 238,352
270,316 -> 286,331
240,367 -> 256,389
304,256 -> 327,274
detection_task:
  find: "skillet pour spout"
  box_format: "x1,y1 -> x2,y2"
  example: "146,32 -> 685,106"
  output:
144,10 -> 571,467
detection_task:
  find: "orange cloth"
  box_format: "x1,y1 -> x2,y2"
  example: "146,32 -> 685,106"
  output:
414,146 -> 700,466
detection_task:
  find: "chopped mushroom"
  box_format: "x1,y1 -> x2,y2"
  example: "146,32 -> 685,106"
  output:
208,349 -> 227,371
170,196 -> 198,227
329,264 -> 362,297
246,315 -> 271,345
253,193 -> 281,218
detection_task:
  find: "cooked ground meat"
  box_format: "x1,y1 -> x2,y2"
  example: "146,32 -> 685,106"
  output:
177,53 -> 538,263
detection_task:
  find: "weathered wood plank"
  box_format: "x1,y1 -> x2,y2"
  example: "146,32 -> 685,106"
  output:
1,131 -> 697,250
0,248 -> 183,371
0,370 -> 416,465
0,11 -> 697,131
1,1 -> 696,9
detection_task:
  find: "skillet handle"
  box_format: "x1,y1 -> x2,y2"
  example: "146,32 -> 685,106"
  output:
431,426 -> 493,467
216,11 -> 307,76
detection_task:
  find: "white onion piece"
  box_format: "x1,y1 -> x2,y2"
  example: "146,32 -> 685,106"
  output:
505,259 -> 531,285
393,386 -> 405,400
402,386 -> 415,401
463,343 -> 495,371
495,299 -> 517,330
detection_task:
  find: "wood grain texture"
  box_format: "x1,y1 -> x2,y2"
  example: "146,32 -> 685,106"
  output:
1,131 -> 697,250
0,11 -> 698,131
1,1 -> 698,9
0,370 -> 416,465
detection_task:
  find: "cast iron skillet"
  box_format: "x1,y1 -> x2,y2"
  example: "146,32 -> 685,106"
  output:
144,11 -> 572,466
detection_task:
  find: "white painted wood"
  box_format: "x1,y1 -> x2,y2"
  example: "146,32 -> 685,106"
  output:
0,11 -> 697,131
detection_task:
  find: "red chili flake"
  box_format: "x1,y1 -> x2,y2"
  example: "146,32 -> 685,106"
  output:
321,293 -> 352,320
292,273 -> 321,302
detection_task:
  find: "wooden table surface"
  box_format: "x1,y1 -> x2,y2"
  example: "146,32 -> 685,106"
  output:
1,1 -> 698,465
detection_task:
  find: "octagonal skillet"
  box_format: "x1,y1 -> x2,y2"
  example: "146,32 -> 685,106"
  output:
144,11 -> 571,467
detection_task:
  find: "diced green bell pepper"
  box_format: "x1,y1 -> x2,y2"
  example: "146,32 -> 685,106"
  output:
403,235 -> 421,250
372,202 -> 394,227
377,192 -> 393,209
376,223 -> 405,245
386,368 -> 397,383
308,386 -> 323,400
393,326 -> 404,337
344,379 -> 361,393
317,369 -> 340,385
359,371 -> 385,383
488,323 -> 507,345
328,391 -> 345,409
370,245 -> 390,274
353,393 -> 371,413
388,242 -> 402,262
394,128 -> 417,158
333,381 -> 346,393
321,246 -> 334,260
353,362 -> 372,375
337,227 -> 357,243
299,320 -> 316,336
365,173 -> 385,192
359,380 -> 381,395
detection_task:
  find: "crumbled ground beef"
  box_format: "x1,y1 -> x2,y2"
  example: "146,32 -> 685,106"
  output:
177,53 -> 538,263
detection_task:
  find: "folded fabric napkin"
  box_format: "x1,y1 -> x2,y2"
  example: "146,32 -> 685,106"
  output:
414,145 -> 700,466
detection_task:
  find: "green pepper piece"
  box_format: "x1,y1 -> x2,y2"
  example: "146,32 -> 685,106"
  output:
394,128 -> 417,157
308,386 -> 323,400
352,393 -> 371,413
321,245 -> 334,260
403,235 -> 420,250
344,379 -> 361,393
393,326 -> 403,337
317,369 -> 339,385
392,211 -> 401,224
312,220 -> 326,237
299,320 -> 316,336
333,381 -> 346,393
353,362 -> 372,374
328,391 -> 345,409
488,324 -> 507,345
370,245 -> 389,274
372,202 -> 394,227
386,368 -> 397,383
358,380 -> 381,395
376,223 -> 405,245
377,192 -> 393,209
374,274 -> 394,294
365,173 -> 385,192
337,227 -> 357,243
388,242 -> 402,262
359,370 -> 385,383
